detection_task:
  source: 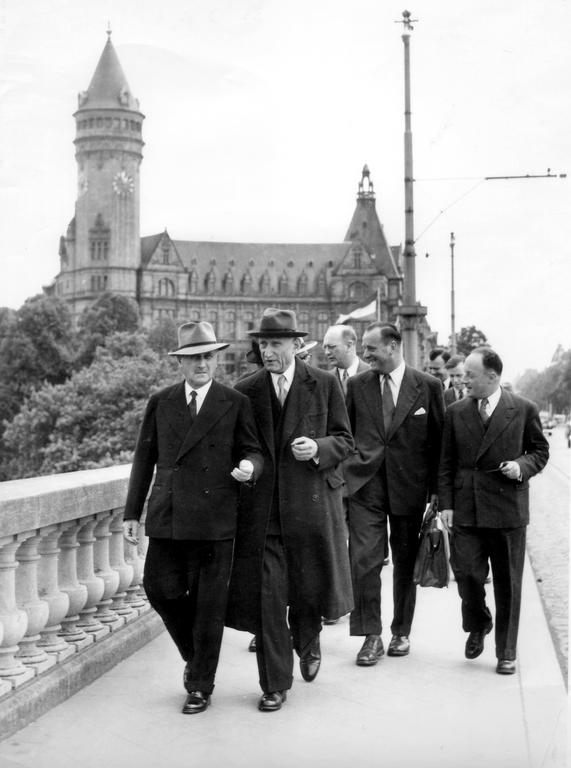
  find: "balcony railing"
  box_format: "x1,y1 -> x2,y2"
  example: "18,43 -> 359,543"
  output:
0,465 -> 160,737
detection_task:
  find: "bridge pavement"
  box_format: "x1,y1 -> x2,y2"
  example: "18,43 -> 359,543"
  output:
0,553 -> 566,768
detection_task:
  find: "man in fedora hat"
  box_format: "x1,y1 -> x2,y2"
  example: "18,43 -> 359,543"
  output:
123,321 -> 263,715
227,308 -> 354,712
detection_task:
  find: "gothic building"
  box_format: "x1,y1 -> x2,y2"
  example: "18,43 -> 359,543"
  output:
52,34 -> 433,373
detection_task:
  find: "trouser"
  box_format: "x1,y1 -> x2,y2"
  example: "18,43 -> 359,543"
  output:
348,473 -> 423,637
255,535 -> 322,693
143,537 -> 234,695
450,524 -> 526,660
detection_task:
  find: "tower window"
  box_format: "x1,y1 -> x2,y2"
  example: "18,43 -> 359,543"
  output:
157,278 -> 175,297
89,214 -> 110,262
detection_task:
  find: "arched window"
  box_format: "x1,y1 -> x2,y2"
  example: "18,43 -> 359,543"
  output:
317,272 -> 326,296
241,271 -> 253,294
205,270 -> 216,295
298,272 -> 308,296
260,271 -> 271,295
158,278 -> 175,297
189,270 -> 198,294
278,271 -> 289,296
223,271 -> 234,295
348,281 -> 368,301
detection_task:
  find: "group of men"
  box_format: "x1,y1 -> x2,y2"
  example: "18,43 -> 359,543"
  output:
123,308 -> 549,715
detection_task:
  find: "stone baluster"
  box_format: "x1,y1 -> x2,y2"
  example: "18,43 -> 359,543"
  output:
57,520 -> 92,651
0,620 -> 9,697
93,512 -> 123,631
123,520 -> 148,613
109,511 -> 136,621
0,535 -> 34,687
14,531 -> 55,673
76,517 -> 109,640
36,525 -> 74,662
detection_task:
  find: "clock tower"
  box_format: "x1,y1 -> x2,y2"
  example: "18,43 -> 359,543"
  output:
55,30 -> 144,317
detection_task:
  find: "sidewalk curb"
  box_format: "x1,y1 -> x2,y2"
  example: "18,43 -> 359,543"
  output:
0,611 -> 164,741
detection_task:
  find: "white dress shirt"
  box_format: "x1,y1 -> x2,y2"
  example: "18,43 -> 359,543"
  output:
478,386 -> 502,419
184,379 -> 213,414
381,358 -> 406,402
339,357 -> 360,380
270,359 -> 296,399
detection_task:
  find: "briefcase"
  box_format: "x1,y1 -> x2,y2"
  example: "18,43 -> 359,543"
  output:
413,502 -> 450,588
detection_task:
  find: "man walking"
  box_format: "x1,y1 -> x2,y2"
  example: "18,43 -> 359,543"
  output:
439,347 -> 548,674
227,308 -> 353,712
443,354 -> 466,406
123,321 -> 263,714
322,324 -> 369,394
344,322 -> 444,665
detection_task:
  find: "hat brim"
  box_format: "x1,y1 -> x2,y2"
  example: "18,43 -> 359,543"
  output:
248,330 -> 307,338
168,341 -> 230,356
297,340 -> 318,353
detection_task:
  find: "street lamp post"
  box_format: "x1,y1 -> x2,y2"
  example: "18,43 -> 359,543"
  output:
449,232 -> 456,354
396,10 -> 426,368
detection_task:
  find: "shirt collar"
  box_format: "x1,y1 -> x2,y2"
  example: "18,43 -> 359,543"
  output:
343,357 -> 360,378
270,359 -> 296,387
185,378 -> 213,403
384,358 -> 406,390
479,386 -> 502,412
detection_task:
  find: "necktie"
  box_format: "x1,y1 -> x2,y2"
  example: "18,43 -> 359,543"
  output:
457,389 -> 463,400
479,396 -> 489,426
382,374 -> 395,432
188,390 -> 197,421
277,375 -> 287,406
341,368 -> 349,395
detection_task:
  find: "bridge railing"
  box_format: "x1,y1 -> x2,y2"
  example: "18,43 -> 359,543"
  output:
0,465 -> 151,701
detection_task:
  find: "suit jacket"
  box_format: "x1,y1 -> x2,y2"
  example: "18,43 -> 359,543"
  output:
444,387 -> 464,407
438,389 -> 549,528
331,357 -> 370,384
344,366 -> 445,515
226,359 -> 354,632
124,379 -> 263,540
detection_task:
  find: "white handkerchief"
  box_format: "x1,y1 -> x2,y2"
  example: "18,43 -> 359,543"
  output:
414,407 -> 427,415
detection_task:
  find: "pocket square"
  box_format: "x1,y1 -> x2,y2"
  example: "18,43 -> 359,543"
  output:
414,407 -> 427,415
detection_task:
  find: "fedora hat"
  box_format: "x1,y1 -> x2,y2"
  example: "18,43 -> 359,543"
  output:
248,308 -> 307,338
168,321 -> 230,356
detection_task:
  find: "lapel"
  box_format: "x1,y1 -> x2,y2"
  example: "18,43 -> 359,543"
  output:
247,370 -> 276,461
176,380 -> 233,461
386,366 -> 423,441
362,371 -> 384,439
280,359 -> 317,448
163,383 -> 190,443
475,390 -> 517,461
459,397 -> 486,445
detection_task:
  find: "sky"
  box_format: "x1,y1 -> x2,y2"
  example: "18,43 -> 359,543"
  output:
1,0 -> 570,382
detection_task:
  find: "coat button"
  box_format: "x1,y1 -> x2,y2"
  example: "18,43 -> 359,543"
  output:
204,489 -> 210,495
311,494 -> 319,502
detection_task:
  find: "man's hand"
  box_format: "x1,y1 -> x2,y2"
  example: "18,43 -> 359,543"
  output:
123,519 -> 139,544
499,460 -> 522,481
231,459 -> 254,483
291,437 -> 318,461
440,509 -> 454,533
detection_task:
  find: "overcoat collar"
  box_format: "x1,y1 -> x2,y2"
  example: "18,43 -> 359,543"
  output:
362,366 -> 423,440
162,380 -> 233,461
247,360 -> 317,461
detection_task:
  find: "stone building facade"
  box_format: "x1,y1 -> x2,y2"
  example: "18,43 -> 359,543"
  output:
51,34 -> 433,373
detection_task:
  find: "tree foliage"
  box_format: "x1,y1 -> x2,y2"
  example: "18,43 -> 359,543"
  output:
516,348 -> 571,413
76,292 -> 141,365
455,325 -> 489,357
0,332 -> 180,480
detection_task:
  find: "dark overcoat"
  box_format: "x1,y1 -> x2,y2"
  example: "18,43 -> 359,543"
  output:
226,360 -> 354,633
124,380 -> 263,540
438,389 -> 549,528
343,366 -> 445,515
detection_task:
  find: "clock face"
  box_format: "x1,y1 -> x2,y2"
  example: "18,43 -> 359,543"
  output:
112,170 -> 134,196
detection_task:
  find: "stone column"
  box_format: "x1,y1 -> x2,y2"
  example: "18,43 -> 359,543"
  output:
93,512 -> 123,631
76,517 -> 109,641
36,525 -> 75,662
58,520 -> 92,651
14,531 -> 55,673
109,511 -> 136,622
0,535 -> 34,687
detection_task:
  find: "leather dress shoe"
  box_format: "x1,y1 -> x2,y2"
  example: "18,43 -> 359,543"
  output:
248,636 -> 257,652
258,690 -> 287,712
496,659 -> 516,675
465,624 -> 493,659
182,690 -> 210,714
356,634 -> 384,666
299,635 -> 321,682
387,635 -> 410,657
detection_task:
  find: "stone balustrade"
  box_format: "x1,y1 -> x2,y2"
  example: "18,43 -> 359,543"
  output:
0,465 -> 160,735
